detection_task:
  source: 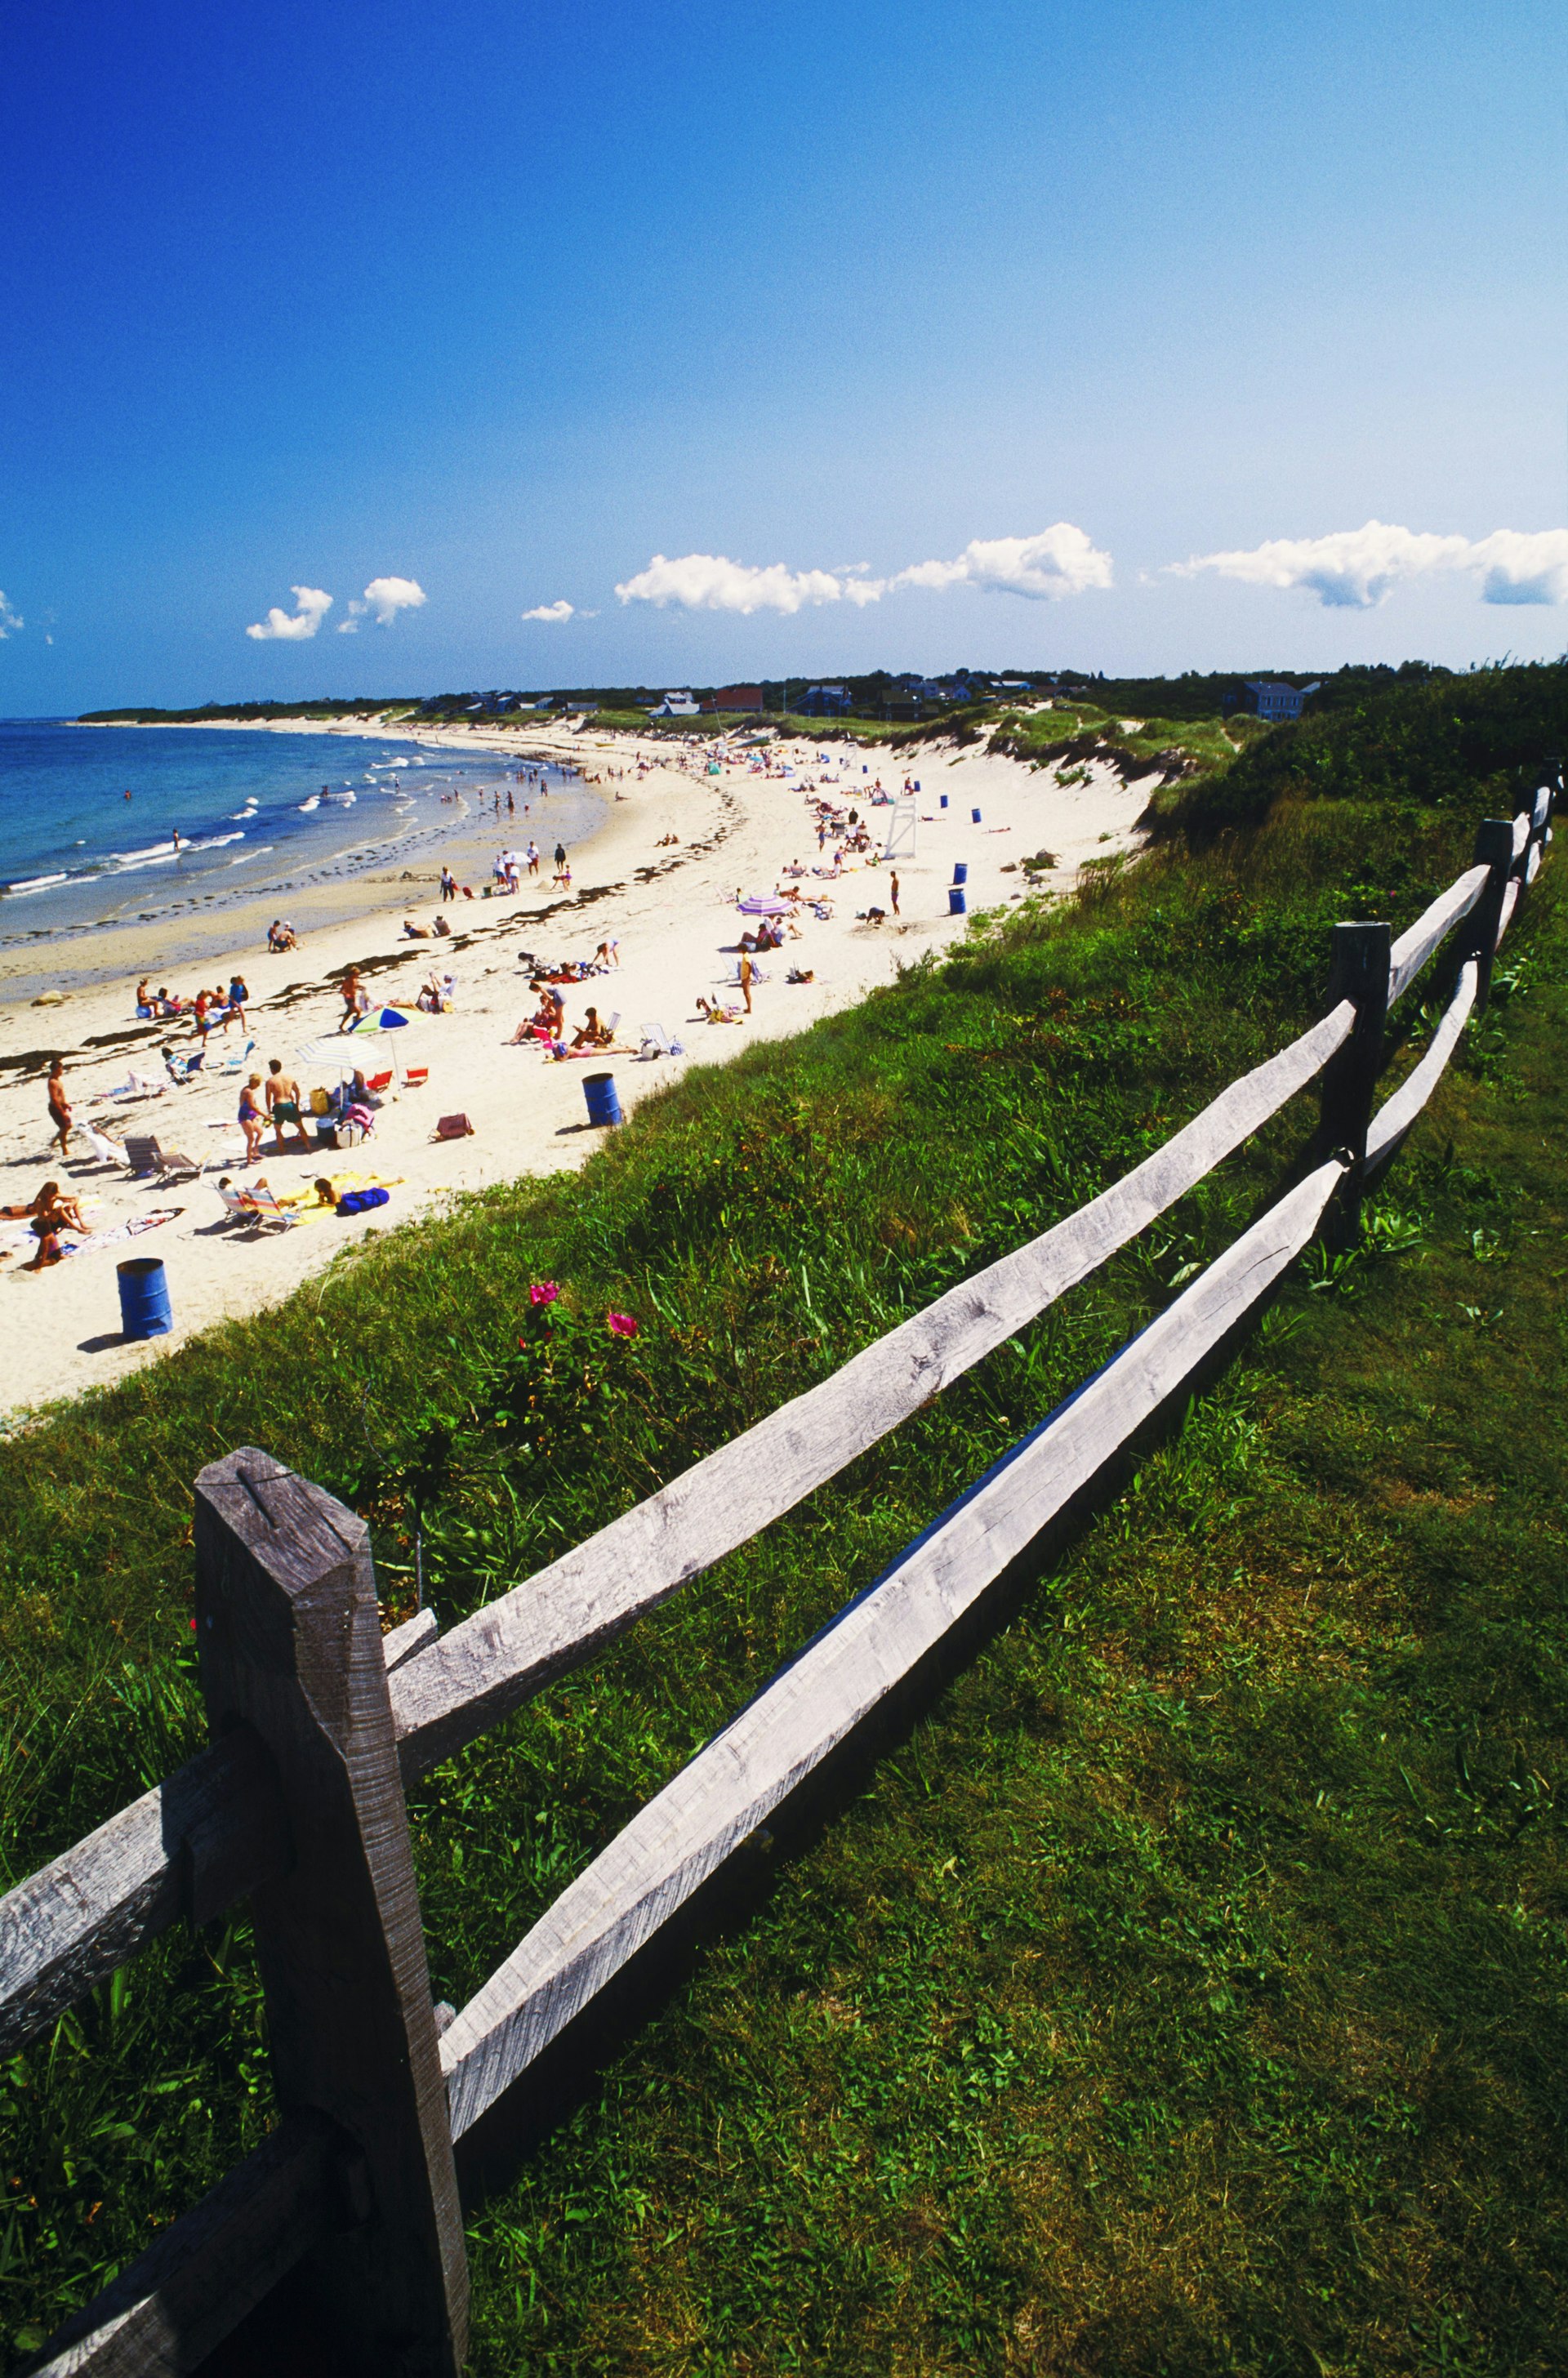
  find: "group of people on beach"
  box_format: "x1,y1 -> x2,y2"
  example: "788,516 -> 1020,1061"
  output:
135,975 -> 248,1034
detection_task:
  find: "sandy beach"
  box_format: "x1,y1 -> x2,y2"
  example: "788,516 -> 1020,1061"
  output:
0,719 -> 1152,1418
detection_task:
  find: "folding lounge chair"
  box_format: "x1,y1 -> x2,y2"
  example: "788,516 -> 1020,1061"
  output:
245,1183 -> 297,1229
215,1182 -> 259,1226
83,1124 -> 131,1169
151,1140 -> 203,1183
123,1133 -> 160,1176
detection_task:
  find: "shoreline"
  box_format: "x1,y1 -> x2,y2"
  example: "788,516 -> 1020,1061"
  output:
0,720 -> 1152,1419
0,717 -> 608,1004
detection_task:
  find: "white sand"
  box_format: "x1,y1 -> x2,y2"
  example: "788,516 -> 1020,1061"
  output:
0,720 -> 1152,1419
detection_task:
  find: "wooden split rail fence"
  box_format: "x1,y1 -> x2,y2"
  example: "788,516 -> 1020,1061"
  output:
2,777 -> 1557,2376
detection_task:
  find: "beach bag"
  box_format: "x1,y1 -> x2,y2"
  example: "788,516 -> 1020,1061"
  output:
310,1086 -> 332,1116
336,1187 -> 390,1216
435,1112 -> 474,1139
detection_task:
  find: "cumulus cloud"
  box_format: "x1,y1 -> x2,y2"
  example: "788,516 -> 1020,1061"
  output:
615,553 -> 849,614
614,524 -> 1112,614
363,574 -> 425,625
334,576 -> 427,632
523,599 -> 576,622
0,591 -> 22,639
892,523 -> 1113,601
1174,519 -> 1568,609
246,585 -> 333,640
1468,530 -> 1568,606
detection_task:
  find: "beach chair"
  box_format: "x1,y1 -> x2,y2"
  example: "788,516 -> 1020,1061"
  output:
215,1182 -> 259,1226
403,1066 -> 430,1089
151,1140 -> 203,1182
123,1133 -> 160,1176
208,1036 -> 256,1077
245,1183 -> 297,1230
365,1071 -> 394,1095
83,1124 -> 131,1169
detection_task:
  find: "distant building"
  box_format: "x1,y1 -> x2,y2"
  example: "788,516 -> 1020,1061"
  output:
648,690 -> 701,717
709,684 -> 765,712
801,684 -> 853,716
1236,679 -> 1321,722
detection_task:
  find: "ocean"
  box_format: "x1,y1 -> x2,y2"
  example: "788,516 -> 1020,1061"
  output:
0,719 -> 599,975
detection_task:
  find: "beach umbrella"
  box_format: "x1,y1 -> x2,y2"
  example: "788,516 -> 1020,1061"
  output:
738,897 -> 790,915
296,1037 -> 360,1074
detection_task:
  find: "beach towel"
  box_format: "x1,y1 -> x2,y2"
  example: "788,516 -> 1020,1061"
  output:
59,1207 -> 184,1258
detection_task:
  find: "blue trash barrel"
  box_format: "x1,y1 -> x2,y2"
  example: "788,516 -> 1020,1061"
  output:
583,1071 -> 622,1128
948,887 -> 968,916
971,807 -> 982,823
952,862 -> 968,885
939,794 -> 948,809
118,1255 -> 172,1339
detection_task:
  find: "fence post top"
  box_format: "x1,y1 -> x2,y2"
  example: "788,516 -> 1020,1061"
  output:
196,1447 -> 368,1576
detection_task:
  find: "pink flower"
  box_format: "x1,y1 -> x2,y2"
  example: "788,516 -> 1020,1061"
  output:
606,1311 -> 639,1338
529,1281 -> 560,1307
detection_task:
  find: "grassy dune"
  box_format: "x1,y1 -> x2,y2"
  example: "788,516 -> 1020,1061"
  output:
2,672 -> 1565,2371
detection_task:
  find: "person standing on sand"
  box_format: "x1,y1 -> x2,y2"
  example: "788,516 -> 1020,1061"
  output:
890,871 -> 900,916
265,1059 -> 314,1152
738,951 -> 754,1013
554,840 -> 566,873
527,842 -> 539,876
238,1074 -> 266,1165
46,1059 -> 72,1159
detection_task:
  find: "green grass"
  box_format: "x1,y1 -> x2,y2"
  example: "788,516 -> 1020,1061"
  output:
2,689 -> 1565,2369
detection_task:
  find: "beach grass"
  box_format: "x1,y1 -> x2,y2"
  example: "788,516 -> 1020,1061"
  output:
2,675 -> 1566,2371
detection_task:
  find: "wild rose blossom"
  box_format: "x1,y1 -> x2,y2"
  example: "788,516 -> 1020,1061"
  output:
606,1311 -> 639,1338
529,1281 -> 560,1307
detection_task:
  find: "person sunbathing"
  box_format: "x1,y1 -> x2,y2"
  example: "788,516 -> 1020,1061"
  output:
695,997 -> 741,1024
403,918 -> 431,938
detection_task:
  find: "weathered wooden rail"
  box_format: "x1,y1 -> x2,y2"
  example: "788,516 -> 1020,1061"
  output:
2,779 -> 1557,2376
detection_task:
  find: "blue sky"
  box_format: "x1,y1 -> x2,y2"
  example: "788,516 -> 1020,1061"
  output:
3,0 -> 1566,710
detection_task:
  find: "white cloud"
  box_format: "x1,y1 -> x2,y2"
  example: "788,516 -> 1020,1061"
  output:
614,524 -> 1112,615
893,523 -> 1114,601
246,585 -> 333,640
1468,529 -> 1568,606
615,553 -> 849,614
361,575 -> 426,626
523,599 -> 576,622
0,591 -> 22,638
1174,519 -> 1568,609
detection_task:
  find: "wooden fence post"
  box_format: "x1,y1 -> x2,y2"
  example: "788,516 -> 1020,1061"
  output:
1317,920 -> 1391,1250
194,1448 -> 468,2377
1463,817 -> 1515,1012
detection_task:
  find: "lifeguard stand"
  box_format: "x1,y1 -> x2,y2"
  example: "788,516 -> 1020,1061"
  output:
882,799 -> 917,861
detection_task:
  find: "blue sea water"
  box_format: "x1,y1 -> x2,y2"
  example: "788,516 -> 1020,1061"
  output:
0,720 -> 594,966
